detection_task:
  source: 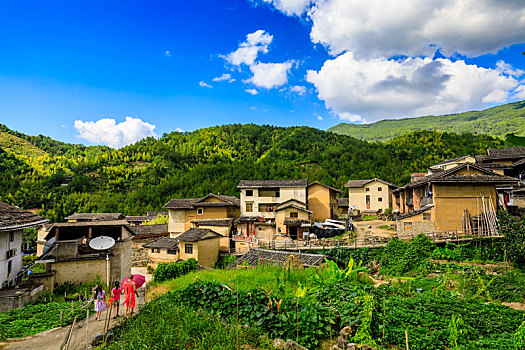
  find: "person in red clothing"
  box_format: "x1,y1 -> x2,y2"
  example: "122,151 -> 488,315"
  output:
111,281 -> 122,318
123,275 -> 139,317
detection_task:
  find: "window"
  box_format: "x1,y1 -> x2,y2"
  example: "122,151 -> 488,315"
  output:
290,212 -> 298,218
185,244 -> 193,255
245,190 -> 253,197
366,188 -> 370,192
404,222 -> 413,230
378,197 -> 383,202
246,202 -> 253,212
423,213 -> 432,221
167,249 -> 178,255
378,187 -> 382,192
6,249 -> 16,259
7,260 -> 12,276
151,249 -> 160,254
197,208 -> 203,215
9,231 -> 14,242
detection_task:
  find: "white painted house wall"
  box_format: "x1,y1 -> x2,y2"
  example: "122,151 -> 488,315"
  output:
0,229 -> 23,288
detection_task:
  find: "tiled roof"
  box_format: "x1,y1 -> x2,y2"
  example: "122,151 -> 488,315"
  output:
0,202 -> 49,231
163,193 -> 239,209
487,147 -> 525,160
194,194 -> 240,207
307,181 -> 342,193
162,198 -> 200,209
130,224 -> 169,236
50,220 -> 131,227
227,249 -> 328,269
345,178 -> 398,188
125,215 -> 150,222
190,218 -> 234,227
143,237 -> 179,250
175,228 -> 221,242
512,158 -> 525,168
64,213 -> 125,221
432,155 -> 472,167
479,163 -> 512,169
146,211 -> 168,217
237,179 -> 308,188
337,198 -> 349,207
275,204 -> 312,213
397,205 -> 433,220
475,155 -> 488,163
283,219 -> 310,226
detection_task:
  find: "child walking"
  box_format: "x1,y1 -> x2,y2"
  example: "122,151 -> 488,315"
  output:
92,285 -> 107,321
111,281 -> 122,318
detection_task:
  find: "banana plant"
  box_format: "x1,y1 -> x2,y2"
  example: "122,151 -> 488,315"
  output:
309,258 -> 368,286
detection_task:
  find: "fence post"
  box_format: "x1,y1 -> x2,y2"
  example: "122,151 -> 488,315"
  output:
432,231 -> 435,243
355,237 -> 357,249
284,241 -> 286,250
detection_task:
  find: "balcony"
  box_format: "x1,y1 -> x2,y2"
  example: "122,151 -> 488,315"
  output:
405,198 -> 414,206
421,197 -> 433,206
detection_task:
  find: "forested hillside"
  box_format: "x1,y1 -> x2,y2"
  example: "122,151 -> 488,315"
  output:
0,124 -> 505,221
329,100 -> 525,142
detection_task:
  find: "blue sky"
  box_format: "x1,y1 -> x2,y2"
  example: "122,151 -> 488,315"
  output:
1,0 -> 525,147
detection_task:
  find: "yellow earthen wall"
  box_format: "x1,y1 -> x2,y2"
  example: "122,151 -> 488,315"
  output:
275,208 -> 309,234
348,180 -> 392,212
308,184 -> 335,222
53,259 -> 107,285
197,238 -> 220,268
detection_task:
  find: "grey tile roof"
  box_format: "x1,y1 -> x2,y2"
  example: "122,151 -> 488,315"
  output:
0,202 -> 49,231
487,147 -> 525,160
283,219 -> 310,226
162,198 -> 200,209
397,205 -> 433,220
125,215 -> 150,222
175,228 -> 221,242
227,249 -> 328,269
64,213 -> 125,221
130,224 -> 169,236
163,193 -> 239,209
237,179 -> 308,188
432,155 -> 472,167
146,211 -> 168,217
307,181 -> 342,193
275,204 -> 312,213
143,237 -> 179,250
190,218 -> 234,227
345,178 -> 398,188
337,198 -> 349,207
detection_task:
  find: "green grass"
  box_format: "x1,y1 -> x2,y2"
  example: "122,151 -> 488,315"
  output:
362,215 -> 378,221
148,265 -> 312,299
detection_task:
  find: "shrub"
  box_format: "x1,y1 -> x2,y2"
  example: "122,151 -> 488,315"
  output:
153,258 -> 197,282
379,234 -> 434,276
499,211 -> 525,269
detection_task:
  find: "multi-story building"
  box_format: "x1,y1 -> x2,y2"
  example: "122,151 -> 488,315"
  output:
307,181 -> 342,222
345,178 -> 398,215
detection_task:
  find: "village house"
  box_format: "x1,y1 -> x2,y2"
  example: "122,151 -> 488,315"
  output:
307,181 -> 342,222
429,155 -> 476,172
476,147 -> 525,177
64,212 -> 125,222
0,202 -> 48,289
144,227 -> 221,268
37,220 -> 134,286
129,223 -> 169,248
236,179 -> 309,243
337,198 -> 349,217
162,193 -> 239,252
345,178 -> 398,215
393,163 -> 519,238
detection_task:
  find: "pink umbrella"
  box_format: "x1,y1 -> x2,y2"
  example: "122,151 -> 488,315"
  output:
122,274 -> 146,288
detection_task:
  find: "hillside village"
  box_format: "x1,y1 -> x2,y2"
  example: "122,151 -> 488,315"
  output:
1,145 -> 525,349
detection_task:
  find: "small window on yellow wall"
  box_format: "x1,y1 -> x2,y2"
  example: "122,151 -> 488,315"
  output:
404,222 -> 413,230
246,202 -> 253,212
185,244 -> 193,254
197,208 -> 203,215
366,188 -> 370,192
423,213 -> 431,221
246,190 -> 253,196
290,212 -> 298,218
378,197 -> 382,202
378,187 -> 382,191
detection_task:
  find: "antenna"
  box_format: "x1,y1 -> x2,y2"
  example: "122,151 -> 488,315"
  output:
89,236 -> 115,250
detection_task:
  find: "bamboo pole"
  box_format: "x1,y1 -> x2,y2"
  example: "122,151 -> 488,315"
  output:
405,330 -> 409,350
85,309 -> 89,349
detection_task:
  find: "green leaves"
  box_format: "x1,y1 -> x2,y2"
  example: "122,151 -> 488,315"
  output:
153,258 -> 198,282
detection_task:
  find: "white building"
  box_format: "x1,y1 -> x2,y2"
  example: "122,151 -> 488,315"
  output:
0,202 -> 48,289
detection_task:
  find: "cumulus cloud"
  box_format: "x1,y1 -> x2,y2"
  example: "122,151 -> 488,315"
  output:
248,62 -> 293,89
496,60 -> 525,78
175,127 -> 184,132
306,52 -> 520,122
199,81 -> 212,88
222,30 -> 273,66
304,0 -> 525,58
246,88 -> 259,95
289,85 -> 307,95
165,50 -> 171,57
213,73 -> 235,82
74,117 -> 157,148
316,115 -> 323,120
262,0 -> 310,16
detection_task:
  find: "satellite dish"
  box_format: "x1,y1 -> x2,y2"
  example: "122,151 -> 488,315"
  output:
89,236 -> 115,250
42,236 -> 56,256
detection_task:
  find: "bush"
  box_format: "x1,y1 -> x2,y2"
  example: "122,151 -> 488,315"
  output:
499,211 -> 525,269
153,258 -> 198,282
214,255 -> 238,269
379,234 -> 434,276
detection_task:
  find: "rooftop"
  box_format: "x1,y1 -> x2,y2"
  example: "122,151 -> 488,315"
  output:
143,237 -> 179,250
345,178 -> 398,188
0,202 -> 49,231
163,193 -> 239,209
130,223 -> 169,236
486,147 -> 525,160
190,218 -> 234,227
175,228 -> 221,242
337,198 -> 349,207
227,249 -> 329,269
237,179 -> 308,188
432,155 -> 473,167
64,213 -> 125,221
397,205 -> 433,220
307,181 -> 342,193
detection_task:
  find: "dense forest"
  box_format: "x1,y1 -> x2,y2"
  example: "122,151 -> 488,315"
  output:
0,123 -> 506,222
329,100 -> 525,142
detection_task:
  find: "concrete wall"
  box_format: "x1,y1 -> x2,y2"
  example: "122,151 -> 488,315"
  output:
240,187 -> 307,218
433,184 -> 497,231
0,284 -> 43,313
308,184 -> 337,222
197,238 -> 219,268
348,180 -> 392,212
396,209 -> 436,238
0,229 -> 23,288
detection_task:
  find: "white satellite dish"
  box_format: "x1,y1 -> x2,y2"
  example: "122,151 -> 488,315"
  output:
89,236 -> 115,250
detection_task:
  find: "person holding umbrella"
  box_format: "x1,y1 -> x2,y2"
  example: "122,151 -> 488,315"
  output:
123,274 -> 139,317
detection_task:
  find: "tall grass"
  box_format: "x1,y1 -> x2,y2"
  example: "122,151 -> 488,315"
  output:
148,265 -> 312,298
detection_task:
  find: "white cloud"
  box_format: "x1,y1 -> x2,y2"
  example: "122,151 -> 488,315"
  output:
316,115 -> 323,120
250,106 -> 258,110
515,85 -> 525,99
222,30 -> 273,66
260,0 -> 525,58
175,127 -> 184,132
246,88 -> 259,95
199,81 -> 212,88
306,52 -> 519,122
289,85 -> 307,95
74,117 -> 157,148
165,50 -> 171,57
213,73 -> 233,82
496,60 -> 525,78
262,0 -> 310,16
338,113 -> 363,123
248,62 -> 293,89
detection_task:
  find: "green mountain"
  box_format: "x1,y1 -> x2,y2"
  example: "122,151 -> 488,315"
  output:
0,123 -> 505,222
328,100 -> 525,142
